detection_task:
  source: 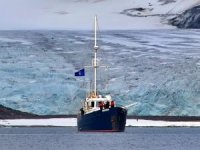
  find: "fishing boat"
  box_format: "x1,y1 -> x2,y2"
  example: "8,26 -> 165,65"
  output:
76,16 -> 127,132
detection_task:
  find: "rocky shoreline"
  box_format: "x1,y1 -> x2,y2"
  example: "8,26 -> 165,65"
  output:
1,104 -> 200,121
0,104 -> 69,119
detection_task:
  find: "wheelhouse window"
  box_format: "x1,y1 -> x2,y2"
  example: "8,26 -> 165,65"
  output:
91,101 -> 95,107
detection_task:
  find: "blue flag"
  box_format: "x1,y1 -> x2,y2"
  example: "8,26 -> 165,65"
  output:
75,69 -> 85,76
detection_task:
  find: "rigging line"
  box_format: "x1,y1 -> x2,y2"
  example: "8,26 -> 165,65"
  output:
97,16 -> 106,66
96,17 -> 110,93
96,16 -> 103,56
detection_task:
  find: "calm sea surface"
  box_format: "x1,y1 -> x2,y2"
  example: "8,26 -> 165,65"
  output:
0,127 -> 199,150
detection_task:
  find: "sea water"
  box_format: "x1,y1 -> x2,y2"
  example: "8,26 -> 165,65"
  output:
0,127 -> 199,150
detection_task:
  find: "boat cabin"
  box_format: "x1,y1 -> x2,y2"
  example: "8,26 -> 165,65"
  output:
83,94 -> 116,114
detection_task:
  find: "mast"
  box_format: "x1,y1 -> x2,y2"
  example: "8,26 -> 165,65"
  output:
93,15 -> 98,96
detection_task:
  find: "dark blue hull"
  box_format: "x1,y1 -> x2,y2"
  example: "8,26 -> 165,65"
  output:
77,107 -> 127,132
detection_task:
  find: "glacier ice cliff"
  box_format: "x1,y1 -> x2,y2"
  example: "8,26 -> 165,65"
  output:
0,30 -> 199,116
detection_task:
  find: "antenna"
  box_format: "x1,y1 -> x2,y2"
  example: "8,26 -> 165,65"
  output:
94,15 -> 98,49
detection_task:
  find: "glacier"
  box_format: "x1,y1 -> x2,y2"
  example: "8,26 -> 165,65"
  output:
0,30 -> 199,116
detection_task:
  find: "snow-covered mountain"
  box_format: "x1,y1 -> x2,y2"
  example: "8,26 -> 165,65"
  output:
0,0 -> 200,29
169,5 -> 200,28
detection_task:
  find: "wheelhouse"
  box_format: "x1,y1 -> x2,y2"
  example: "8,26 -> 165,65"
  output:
83,94 -> 116,114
